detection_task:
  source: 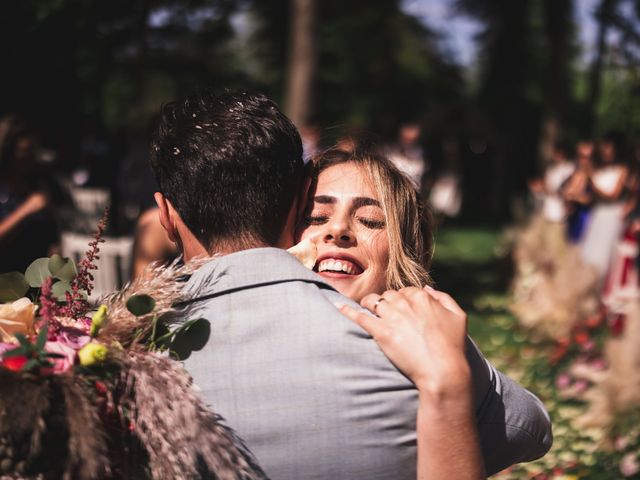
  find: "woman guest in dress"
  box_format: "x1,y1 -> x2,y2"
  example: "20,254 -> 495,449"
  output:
563,140 -> 594,244
539,143 -> 575,255
580,132 -> 630,283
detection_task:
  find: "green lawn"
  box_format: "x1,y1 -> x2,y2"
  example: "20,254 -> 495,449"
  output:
432,226 -> 639,479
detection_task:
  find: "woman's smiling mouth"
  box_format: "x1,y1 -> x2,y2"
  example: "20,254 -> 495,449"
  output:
315,254 -> 364,276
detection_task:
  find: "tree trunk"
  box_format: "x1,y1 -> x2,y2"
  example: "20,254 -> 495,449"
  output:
586,0 -> 617,136
284,0 -> 317,128
538,0 -> 572,167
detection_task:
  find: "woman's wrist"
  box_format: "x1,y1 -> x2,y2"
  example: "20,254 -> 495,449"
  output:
415,358 -> 472,407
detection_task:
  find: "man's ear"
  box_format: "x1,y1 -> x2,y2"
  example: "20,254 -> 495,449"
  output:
154,192 -> 179,243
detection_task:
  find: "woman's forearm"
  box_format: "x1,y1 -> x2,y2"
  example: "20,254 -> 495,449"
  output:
416,373 -> 486,480
0,192 -> 49,241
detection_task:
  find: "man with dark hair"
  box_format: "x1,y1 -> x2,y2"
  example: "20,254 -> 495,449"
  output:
150,92 -> 304,252
151,91 -> 551,479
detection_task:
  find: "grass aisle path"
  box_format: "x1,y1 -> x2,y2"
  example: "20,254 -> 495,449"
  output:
432,226 -> 637,479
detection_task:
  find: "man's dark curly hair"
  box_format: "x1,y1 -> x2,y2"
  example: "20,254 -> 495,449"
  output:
150,91 -> 303,250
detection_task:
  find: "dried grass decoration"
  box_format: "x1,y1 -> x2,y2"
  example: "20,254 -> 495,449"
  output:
509,214 -> 600,340
0,211 -> 265,480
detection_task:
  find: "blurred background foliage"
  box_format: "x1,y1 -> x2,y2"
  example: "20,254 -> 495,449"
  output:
3,0 -> 640,219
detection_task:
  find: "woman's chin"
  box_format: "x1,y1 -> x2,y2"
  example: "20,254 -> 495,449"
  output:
318,272 -> 359,299
318,271 -> 358,280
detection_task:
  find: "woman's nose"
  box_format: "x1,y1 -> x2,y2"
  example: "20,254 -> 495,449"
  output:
324,218 -> 354,245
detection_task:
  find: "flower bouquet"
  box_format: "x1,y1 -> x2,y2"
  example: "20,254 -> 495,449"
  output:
0,214 -> 264,479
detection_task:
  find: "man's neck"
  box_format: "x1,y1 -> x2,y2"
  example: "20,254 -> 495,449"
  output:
183,236 -> 291,262
209,238 -> 271,257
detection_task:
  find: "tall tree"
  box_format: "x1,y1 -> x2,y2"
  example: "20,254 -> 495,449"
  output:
284,0 -> 317,127
457,0 -> 536,216
586,0 -> 618,136
248,0 -> 463,136
538,0 -> 574,166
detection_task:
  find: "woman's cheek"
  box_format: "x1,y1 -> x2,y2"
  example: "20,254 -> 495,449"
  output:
296,224 -> 313,242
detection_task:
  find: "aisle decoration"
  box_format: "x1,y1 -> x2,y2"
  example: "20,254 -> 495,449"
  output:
491,220 -> 640,479
509,214 -> 600,340
0,212 -> 264,479
435,225 -> 640,478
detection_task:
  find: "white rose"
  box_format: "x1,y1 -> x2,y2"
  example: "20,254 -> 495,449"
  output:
0,297 -> 36,342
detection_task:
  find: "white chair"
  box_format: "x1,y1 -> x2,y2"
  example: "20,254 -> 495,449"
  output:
64,187 -> 111,234
61,232 -> 134,302
69,187 -> 111,217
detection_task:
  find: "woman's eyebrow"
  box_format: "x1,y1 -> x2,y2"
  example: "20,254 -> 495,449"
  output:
313,195 -> 380,208
352,197 -> 381,208
314,195 -> 336,204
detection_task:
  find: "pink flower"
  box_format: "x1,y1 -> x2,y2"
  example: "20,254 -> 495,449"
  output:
615,436 -> 629,451
573,379 -> 589,395
590,358 -> 607,370
580,339 -> 596,353
56,327 -> 91,350
0,343 -> 16,356
556,373 -> 572,390
44,341 -> 77,374
620,453 -> 640,477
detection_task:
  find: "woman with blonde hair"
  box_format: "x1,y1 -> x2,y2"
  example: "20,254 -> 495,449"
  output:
296,147 -> 486,478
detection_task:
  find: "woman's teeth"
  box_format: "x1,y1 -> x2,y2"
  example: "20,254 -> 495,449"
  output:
318,259 -> 358,275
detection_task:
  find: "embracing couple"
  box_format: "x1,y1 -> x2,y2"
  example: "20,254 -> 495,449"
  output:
149,91 -> 552,479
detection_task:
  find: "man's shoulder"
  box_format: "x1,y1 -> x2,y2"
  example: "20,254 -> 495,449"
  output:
184,247 -> 367,315
186,247 -> 326,292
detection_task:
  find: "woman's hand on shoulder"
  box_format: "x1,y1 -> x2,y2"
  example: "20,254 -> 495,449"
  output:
340,287 -> 486,479
339,286 -> 471,401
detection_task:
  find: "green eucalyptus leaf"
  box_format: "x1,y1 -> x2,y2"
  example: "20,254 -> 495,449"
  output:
0,272 -> 29,302
48,255 -> 77,282
170,318 -> 210,360
51,281 -> 73,301
126,294 -> 156,316
24,258 -> 51,288
149,322 -> 172,348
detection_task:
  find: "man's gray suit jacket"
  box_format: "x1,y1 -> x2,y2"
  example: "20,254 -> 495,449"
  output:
181,248 -> 552,479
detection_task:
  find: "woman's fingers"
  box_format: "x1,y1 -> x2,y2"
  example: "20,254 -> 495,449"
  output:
340,286 -> 471,396
361,290 -> 405,317
423,285 -> 466,317
339,304 -> 387,338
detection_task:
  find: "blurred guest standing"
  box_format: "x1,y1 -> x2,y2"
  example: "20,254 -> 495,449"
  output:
387,122 -> 427,190
563,140 -> 594,243
0,125 -> 61,272
530,143 -> 574,255
581,133 -> 630,281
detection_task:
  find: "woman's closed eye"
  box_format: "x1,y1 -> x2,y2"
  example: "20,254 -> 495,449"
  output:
304,214 -> 329,225
358,217 -> 385,229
